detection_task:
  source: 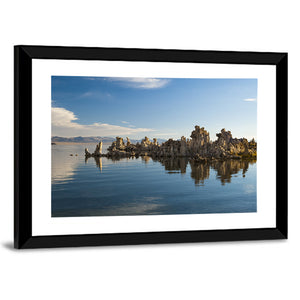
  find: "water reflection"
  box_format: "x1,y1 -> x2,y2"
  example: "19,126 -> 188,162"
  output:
141,155 -> 151,164
86,156 -> 103,172
52,146 -> 81,183
210,160 -> 252,185
152,157 -> 188,174
86,156 -> 256,186
189,160 -> 210,186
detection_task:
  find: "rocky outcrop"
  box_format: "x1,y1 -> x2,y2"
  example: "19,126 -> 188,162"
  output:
85,141 -> 103,157
209,129 -> 256,159
190,126 -> 210,151
85,126 -> 257,160
180,136 -> 188,156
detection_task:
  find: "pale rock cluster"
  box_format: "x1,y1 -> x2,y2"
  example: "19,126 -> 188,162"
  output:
85,126 -> 257,160
84,141 -> 103,158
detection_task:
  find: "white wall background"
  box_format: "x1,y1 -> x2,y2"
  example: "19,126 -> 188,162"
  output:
0,1 -> 298,299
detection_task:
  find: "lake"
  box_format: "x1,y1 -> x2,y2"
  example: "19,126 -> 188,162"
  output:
51,144 -> 257,217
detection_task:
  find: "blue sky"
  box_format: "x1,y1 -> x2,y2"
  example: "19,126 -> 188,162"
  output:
51,76 -> 257,141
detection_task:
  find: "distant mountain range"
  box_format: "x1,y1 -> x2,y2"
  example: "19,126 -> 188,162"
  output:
51,136 -> 167,144
51,136 -> 115,143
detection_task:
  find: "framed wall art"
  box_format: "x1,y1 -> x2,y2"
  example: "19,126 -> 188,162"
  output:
14,45 -> 288,248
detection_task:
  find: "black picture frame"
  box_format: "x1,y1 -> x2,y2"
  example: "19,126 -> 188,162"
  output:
14,45 -> 288,249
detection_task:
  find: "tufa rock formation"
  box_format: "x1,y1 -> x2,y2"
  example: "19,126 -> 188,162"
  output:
85,141 -> 103,158
85,126 -> 257,161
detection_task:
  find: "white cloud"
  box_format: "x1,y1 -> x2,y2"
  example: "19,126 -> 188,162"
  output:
52,107 -> 154,137
52,107 -> 79,126
80,92 -> 93,97
79,91 -> 112,99
108,77 -> 170,89
121,121 -> 129,124
243,98 -> 256,102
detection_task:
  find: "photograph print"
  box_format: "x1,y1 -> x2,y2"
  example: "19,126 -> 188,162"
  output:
51,76 -> 257,218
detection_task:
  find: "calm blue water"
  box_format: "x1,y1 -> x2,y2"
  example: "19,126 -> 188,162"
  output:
51,144 -> 257,217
